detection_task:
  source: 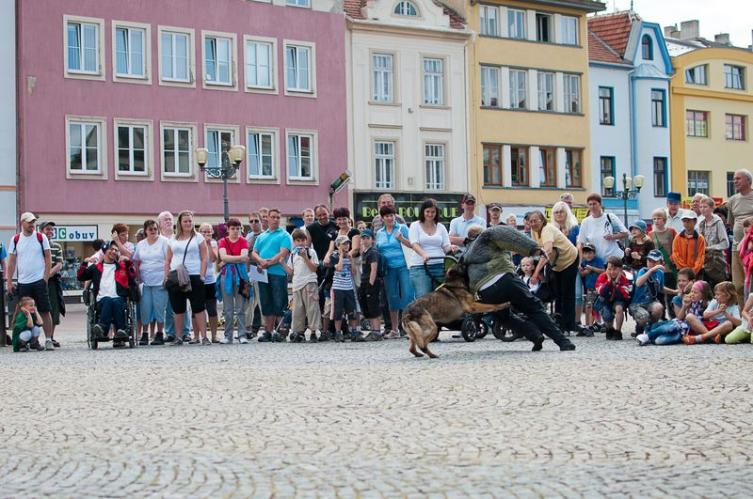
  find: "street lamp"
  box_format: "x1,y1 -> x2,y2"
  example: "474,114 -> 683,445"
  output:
196,144 -> 246,222
604,173 -> 645,225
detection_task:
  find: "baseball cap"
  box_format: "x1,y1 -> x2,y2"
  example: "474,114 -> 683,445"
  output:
582,242 -> 596,252
629,220 -> 647,233
681,212 -> 698,221
335,235 -> 351,246
38,220 -> 55,229
361,229 -> 373,238
647,250 -> 664,262
20,212 -> 37,223
461,193 -> 476,204
667,192 -> 681,203
488,203 -> 502,211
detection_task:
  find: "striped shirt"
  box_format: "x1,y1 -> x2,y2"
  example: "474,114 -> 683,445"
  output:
50,242 -> 64,266
332,256 -> 354,291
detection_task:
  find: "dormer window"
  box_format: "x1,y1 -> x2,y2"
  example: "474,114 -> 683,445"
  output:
394,1 -> 419,16
641,35 -> 653,60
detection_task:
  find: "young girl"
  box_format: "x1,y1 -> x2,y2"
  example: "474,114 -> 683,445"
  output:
520,257 -> 540,294
725,292 -> 753,344
682,281 -> 740,344
675,280 -> 711,341
12,297 -> 45,352
739,218 -> 753,297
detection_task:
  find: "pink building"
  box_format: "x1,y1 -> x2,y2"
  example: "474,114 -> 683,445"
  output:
16,0 -> 347,284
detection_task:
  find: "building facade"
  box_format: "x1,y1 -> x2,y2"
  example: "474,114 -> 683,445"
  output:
0,0 -> 16,245
345,0 -> 471,222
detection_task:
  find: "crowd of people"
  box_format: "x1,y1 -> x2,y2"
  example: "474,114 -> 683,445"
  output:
5,168 -> 753,352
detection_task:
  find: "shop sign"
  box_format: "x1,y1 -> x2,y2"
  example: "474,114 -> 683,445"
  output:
354,191 -> 465,224
544,206 -> 590,222
50,225 -> 99,242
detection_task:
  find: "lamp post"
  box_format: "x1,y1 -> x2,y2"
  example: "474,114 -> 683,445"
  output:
603,173 -> 645,225
195,144 -> 246,222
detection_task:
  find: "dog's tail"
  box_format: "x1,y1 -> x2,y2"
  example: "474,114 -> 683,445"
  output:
401,304 -> 426,326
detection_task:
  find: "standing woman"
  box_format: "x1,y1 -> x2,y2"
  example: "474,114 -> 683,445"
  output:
198,223 -> 219,344
375,205 -> 414,339
163,211 -> 208,346
132,219 -> 169,345
550,201 -> 582,325
528,210 -> 580,334
698,196 -> 730,286
111,223 -> 134,260
408,198 -> 457,298
649,207 -> 677,315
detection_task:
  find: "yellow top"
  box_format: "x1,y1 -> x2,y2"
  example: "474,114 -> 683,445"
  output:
533,224 -> 578,272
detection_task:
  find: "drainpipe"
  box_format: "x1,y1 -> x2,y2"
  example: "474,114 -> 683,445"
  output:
629,69 -> 638,220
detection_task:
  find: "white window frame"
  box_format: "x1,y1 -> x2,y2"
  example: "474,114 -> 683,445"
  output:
537,71 -> 555,111
535,12 -> 553,43
509,69 -> 527,109
371,52 -> 395,103
286,130 -> 318,183
424,143 -> 445,191
284,41 -> 316,96
158,26 -> 196,87
63,16 -> 105,80
373,140 -> 396,190
480,65 -> 500,107
724,64 -> 745,90
393,1 -> 419,16
246,127 -> 279,183
65,116 -> 107,179
480,5 -> 499,37
160,122 -> 197,180
112,21 -> 151,83
202,31 -> 237,90
286,0 -> 311,7
243,35 -> 277,93
114,119 -> 152,179
560,16 -> 579,45
203,125 -> 241,183
507,9 -> 527,40
563,73 -> 581,113
422,57 -> 445,106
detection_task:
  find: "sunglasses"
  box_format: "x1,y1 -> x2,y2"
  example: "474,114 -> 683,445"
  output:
464,200 -> 476,205
249,219 -> 260,223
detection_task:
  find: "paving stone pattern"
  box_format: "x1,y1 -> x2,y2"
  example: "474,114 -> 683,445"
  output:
1,307 -> 752,497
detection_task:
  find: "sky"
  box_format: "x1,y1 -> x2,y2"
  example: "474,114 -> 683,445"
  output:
606,0 -> 753,48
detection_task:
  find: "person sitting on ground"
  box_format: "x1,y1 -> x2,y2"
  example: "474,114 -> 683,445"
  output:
624,219 -> 654,271
724,290 -> 753,344
628,250 -> 665,337
675,280 -> 712,342
594,256 -> 631,341
357,229 -> 383,342
682,281 -> 740,344
578,242 -> 605,335
671,268 -> 696,317
329,236 -> 361,342
635,302 -> 685,346
12,297 -> 45,352
671,212 -> 706,277
282,229 -> 321,343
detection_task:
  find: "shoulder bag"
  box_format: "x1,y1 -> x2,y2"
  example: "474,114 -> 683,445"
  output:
165,233 -> 194,292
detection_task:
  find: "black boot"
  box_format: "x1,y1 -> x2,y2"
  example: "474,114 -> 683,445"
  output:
139,332 -> 149,346
150,332 -> 165,345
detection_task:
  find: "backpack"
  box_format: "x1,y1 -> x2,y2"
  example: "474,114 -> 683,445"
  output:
12,232 -> 45,255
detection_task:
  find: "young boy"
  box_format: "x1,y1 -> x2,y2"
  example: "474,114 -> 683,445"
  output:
357,229 -> 383,341
671,212 -> 706,277
578,242 -> 605,335
594,256 -> 631,340
283,229 -> 321,343
330,236 -> 361,342
635,302 -> 685,346
12,297 -> 45,352
671,268 -> 696,317
628,249 -> 665,337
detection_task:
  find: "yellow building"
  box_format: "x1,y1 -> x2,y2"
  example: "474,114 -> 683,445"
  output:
670,47 -> 753,200
462,0 -> 605,216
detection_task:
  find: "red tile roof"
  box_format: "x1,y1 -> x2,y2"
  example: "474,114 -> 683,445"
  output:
344,0 -> 466,30
588,11 -> 638,57
588,30 -> 628,65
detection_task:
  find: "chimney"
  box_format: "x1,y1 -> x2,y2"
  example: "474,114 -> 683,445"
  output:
663,25 -> 676,38
680,20 -> 700,40
715,33 -> 730,45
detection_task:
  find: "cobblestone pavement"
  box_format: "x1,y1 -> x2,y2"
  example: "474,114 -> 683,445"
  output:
2,305 -> 753,497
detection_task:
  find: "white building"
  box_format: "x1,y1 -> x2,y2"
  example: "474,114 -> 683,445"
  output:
0,0 -> 16,245
345,0 -> 471,221
588,11 -> 673,222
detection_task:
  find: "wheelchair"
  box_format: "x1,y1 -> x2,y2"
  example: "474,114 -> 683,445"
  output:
83,283 -> 137,349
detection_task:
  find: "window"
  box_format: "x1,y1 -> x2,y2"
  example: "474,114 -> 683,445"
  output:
641,35 -> 653,60
724,65 -> 745,90
686,110 -> 709,137
509,69 -> 527,109
245,39 -> 274,90
68,120 -> 103,173
560,16 -> 578,45
728,172 -> 736,198
536,13 -> 552,42
726,114 -> 746,141
423,58 -> 444,106
162,126 -> 192,176
425,144 -> 444,190
480,66 -> 499,107
651,89 -> 666,127
115,25 -> 146,78
653,157 -> 667,197
600,157 -> 615,197
374,141 -> 395,189
285,44 -> 312,92
539,147 -> 556,187
564,74 -> 580,113
394,1 -> 418,16
480,5 -> 499,37
483,144 -> 502,186
247,130 -> 275,179
206,128 -> 235,169
204,34 -> 233,86
117,124 -> 147,174
565,148 -> 582,188
599,87 -> 614,125
372,53 -> 394,102
537,71 -> 554,111
160,29 -> 191,83
287,133 -> 314,180
687,171 -> 710,196
685,65 -> 707,85
510,146 -> 528,186
66,18 -> 101,75
508,9 -> 527,40
286,0 -> 310,7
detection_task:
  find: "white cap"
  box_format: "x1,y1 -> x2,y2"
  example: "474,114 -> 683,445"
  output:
20,212 -> 37,223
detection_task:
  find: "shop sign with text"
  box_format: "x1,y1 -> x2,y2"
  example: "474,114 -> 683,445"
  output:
354,192 -> 464,224
50,225 -> 99,242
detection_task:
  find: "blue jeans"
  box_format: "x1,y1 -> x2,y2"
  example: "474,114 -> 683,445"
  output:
98,296 -> 125,331
221,275 -> 246,340
384,265 -> 414,311
409,263 -> 444,298
646,321 -> 683,345
139,285 -> 168,326
165,300 -> 191,336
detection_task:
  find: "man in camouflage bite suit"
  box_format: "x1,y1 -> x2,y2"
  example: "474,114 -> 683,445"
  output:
462,225 -> 576,352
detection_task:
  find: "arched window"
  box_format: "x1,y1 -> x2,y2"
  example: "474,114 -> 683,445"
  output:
641,34 -> 654,60
394,1 -> 419,16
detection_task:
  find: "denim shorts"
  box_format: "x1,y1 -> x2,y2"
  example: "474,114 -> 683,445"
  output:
258,274 -> 288,317
595,298 -> 626,322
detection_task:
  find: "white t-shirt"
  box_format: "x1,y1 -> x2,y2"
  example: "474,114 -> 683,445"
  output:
288,247 -> 319,292
169,235 -> 203,275
8,232 -> 51,284
577,212 -> 627,261
408,222 -> 450,268
97,263 -> 119,301
705,299 -> 740,323
204,239 -> 218,284
133,236 -> 169,287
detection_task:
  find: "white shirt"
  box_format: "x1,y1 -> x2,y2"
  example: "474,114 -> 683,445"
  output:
97,263 -> 118,301
169,235 -> 203,275
133,236 -> 169,287
8,231 -> 51,284
204,240 -> 218,284
577,212 -> 627,261
289,247 -> 319,292
449,214 -> 487,243
408,222 -> 450,268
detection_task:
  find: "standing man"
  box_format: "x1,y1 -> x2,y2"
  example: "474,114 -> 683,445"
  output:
577,193 -> 628,262
39,221 -> 65,347
727,169 -> 753,307
690,193 -> 705,218
371,194 -> 405,233
243,212 -> 264,337
487,203 -> 503,227
258,207 -> 270,232
560,192 -> 575,209
449,193 -> 486,247
6,212 -> 54,350
666,192 -> 691,233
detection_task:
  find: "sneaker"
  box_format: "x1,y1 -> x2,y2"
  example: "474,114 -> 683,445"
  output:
151,332 -> 165,346
287,332 -> 298,343
182,334 -> 191,343
384,330 -> 399,340
271,331 -> 283,343
239,336 -> 249,344
44,339 -> 54,351
318,330 -> 330,342
219,337 -> 232,344
308,331 -> 319,343
335,331 -> 344,343
188,338 -> 200,344
164,335 -> 176,344
51,339 -> 61,348
202,337 -> 212,346
139,333 -> 149,346
576,328 -> 594,337
31,339 -> 45,351
364,331 -> 383,342
170,337 -> 184,346
636,333 -> 650,346
258,331 -> 273,342
351,331 -> 365,342
92,324 -> 106,340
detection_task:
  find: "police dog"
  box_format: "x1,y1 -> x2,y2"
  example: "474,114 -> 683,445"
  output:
401,263 -> 510,359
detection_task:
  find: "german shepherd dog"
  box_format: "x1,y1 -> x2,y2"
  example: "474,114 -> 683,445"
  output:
401,264 -> 510,359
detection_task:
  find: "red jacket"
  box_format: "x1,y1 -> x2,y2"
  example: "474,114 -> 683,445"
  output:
77,260 -> 135,299
595,272 -> 631,302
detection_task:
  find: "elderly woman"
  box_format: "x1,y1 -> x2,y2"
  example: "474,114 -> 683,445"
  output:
698,196 -> 730,286
408,198 -> 457,298
111,223 -> 134,260
132,219 -> 169,345
528,210 -> 580,334
550,201 -> 582,325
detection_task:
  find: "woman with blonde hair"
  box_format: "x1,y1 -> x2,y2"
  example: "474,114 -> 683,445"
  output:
550,201 -> 583,327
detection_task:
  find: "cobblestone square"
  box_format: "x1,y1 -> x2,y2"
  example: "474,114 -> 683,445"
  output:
2,306 -> 752,497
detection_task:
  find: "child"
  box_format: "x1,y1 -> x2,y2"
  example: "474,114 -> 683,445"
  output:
282,229 -> 321,343
725,291 -> 753,344
579,242 -> 605,334
330,236 -> 361,342
671,268 -> 696,318
682,281 -> 740,344
675,280 -> 711,339
520,257 -> 540,294
624,219 -> 654,271
12,297 -> 45,352
739,218 -> 753,298
671,212 -> 706,277
628,250 -> 665,336
357,229 -> 383,341
635,302 -> 685,346
594,256 -> 631,340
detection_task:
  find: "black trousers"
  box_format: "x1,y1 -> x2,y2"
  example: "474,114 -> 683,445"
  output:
551,258 -> 579,332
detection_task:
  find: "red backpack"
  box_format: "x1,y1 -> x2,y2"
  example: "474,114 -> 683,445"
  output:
12,231 -> 45,256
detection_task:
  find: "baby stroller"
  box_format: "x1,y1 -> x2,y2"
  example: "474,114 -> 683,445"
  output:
83,282 -> 138,349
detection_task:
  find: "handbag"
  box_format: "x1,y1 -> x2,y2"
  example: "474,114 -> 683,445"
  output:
704,249 -> 728,283
165,234 -> 194,292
